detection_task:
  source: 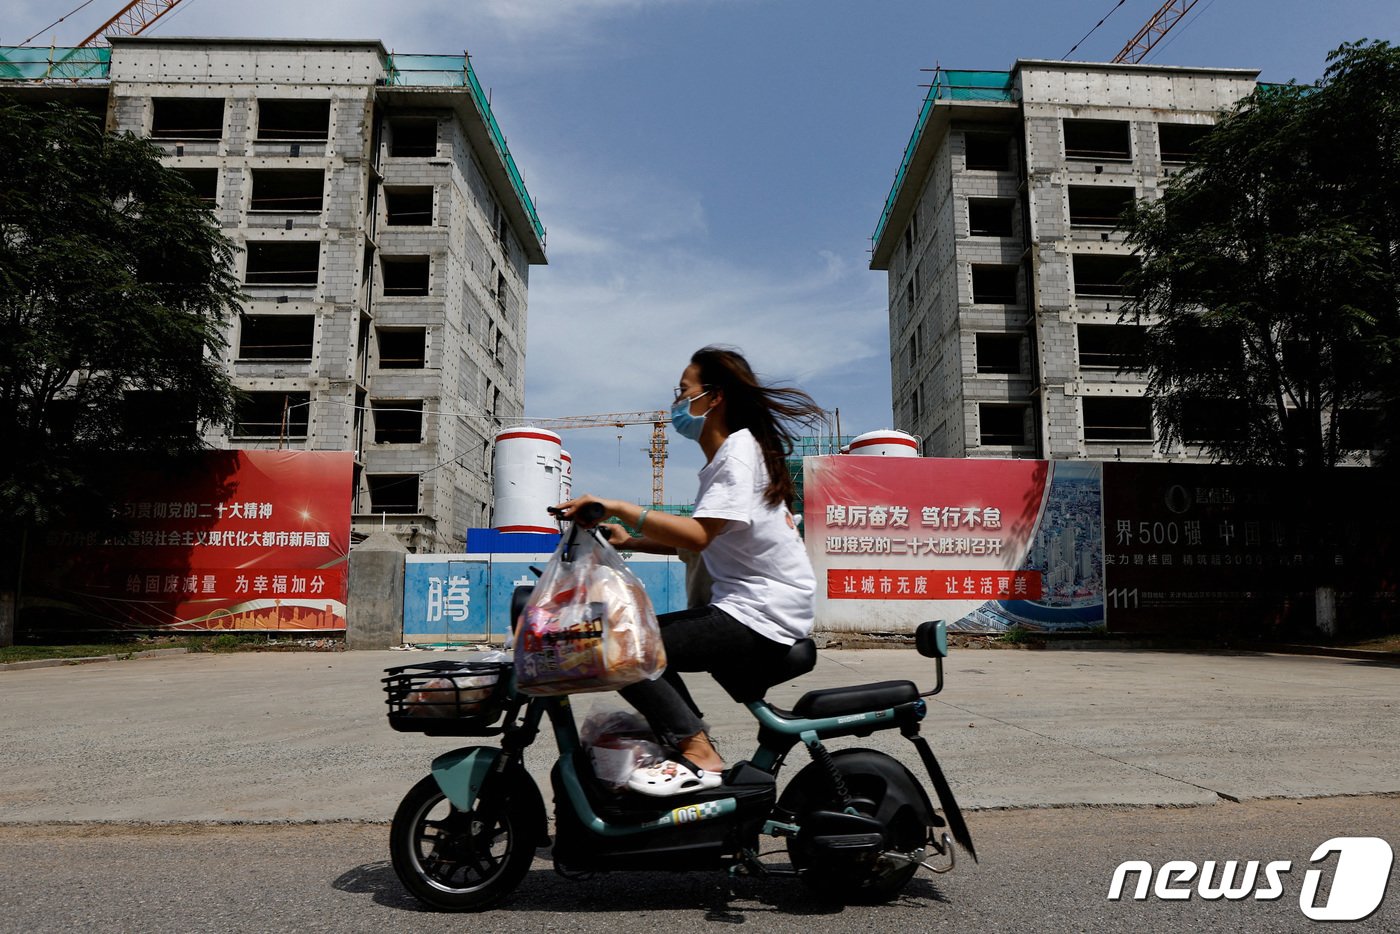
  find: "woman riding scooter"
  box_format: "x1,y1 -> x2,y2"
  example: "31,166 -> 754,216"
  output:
553,345 -> 825,797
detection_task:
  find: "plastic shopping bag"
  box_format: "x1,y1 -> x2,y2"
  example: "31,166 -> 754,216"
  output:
513,526 -> 667,696
580,707 -> 668,790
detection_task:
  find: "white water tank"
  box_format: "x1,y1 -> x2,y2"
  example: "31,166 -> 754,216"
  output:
492,427 -> 564,533
559,449 -> 573,502
846,429 -> 920,457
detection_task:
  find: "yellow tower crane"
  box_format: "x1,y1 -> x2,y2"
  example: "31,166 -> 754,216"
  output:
529,411 -> 670,508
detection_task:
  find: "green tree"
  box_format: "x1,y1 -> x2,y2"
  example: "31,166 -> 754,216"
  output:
1123,40 -> 1400,469
0,101 -> 242,645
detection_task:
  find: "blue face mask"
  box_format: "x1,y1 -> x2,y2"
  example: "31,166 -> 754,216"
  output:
670,390 -> 710,441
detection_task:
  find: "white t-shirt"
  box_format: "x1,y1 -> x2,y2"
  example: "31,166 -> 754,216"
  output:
692,429 -> 815,645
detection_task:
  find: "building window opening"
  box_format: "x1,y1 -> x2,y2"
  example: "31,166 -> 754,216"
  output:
244,241 -> 320,286
382,256 -> 430,296
1159,123 -> 1210,164
372,400 -> 424,444
367,474 -> 419,514
232,391 -> 310,438
1181,397 -> 1248,444
1083,397 -> 1153,442
151,98 -> 225,140
971,264 -> 1020,304
122,390 -> 196,439
238,314 -> 314,360
389,119 -> 437,157
256,99 -> 330,141
965,133 -> 1011,171
1072,254 -> 1137,298
174,168 -> 218,204
1068,186 -> 1135,228
1063,119 -> 1132,161
979,404 -> 1029,446
1337,408 -> 1379,452
377,327 -> 427,368
249,169 -> 325,213
384,187 -> 434,226
976,333 -> 1022,374
1077,324 -> 1146,370
968,198 -> 1015,237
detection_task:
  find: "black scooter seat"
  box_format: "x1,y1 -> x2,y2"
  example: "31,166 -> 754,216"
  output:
783,680 -> 919,720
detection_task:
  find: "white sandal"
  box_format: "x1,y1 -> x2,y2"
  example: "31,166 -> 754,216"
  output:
625,758 -> 723,797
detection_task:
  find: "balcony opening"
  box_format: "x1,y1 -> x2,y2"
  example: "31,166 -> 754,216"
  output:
1068,186 -> 1135,228
382,256 -> 430,296
244,241 -> 320,287
256,99 -> 330,141
1337,408 -> 1379,451
1072,254 -> 1137,298
174,168 -> 218,204
968,198 -> 1015,237
232,391 -> 310,438
377,327 -> 427,369
1083,397 -> 1153,442
971,264 -> 1020,304
373,400 -> 424,444
1063,119 -> 1131,161
249,169 -> 325,213
965,133 -> 1011,171
367,474 -> 419,514
1185,325 -> 1244,371
1159,123 -> 1210,164
978,404 -> 1029,446
389,118 -> 437,157
238,315 -> 314,360
151,98 -> 225,140
976,333 -> 1022,374
1077,324 -> 1146,370
384,187 -> 434,226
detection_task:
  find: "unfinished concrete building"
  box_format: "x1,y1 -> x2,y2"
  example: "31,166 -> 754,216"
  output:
871,60 -> 1260,460
3,37 -> 546,550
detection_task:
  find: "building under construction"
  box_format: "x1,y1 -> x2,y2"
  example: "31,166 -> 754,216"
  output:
871,59 -> 1263,460
1,36 -> 547,551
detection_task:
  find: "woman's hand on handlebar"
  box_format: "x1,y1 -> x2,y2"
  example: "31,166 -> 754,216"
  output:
550,495 -> 612,528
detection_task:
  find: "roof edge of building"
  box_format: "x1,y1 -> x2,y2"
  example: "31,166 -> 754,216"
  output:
108,36 -> 390,55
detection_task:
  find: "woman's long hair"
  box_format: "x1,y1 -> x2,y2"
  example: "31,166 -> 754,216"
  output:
691,346 -> 826,508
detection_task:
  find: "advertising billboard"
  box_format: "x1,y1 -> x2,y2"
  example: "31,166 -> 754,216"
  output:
803,455 -> 1106,633
25,451 -> 354,633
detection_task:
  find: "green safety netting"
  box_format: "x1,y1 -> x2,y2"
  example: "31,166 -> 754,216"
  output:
872,70 -> 1014,247
386,53 -> 545,244
0,46 -> 110,81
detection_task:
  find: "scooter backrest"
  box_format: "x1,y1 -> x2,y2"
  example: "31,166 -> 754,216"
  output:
915,620 -> 948,659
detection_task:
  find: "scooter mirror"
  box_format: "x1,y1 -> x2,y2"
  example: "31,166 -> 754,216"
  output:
915,620 -> 948,659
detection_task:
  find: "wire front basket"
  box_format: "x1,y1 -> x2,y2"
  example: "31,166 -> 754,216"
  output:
382,659 -> 514,736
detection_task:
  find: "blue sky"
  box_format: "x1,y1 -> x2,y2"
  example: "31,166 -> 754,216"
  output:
8,0 -> 1399,506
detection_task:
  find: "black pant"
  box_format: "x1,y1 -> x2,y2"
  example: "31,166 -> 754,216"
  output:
619,604 -> 789,748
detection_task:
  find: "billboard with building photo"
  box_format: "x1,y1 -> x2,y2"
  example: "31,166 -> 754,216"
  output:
23,451 -> 354,635
803,455 -> 1105,633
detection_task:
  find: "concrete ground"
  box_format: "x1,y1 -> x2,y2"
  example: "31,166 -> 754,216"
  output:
1,646 -> 1397,824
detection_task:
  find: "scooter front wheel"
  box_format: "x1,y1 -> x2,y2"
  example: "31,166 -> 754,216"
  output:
389,773 -> 536,911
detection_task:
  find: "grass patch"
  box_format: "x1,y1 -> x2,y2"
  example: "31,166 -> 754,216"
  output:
0,644 -> 138,664
1337,633 -> 1400,654
998,626 -> 1042,646
2,632 -> 342,664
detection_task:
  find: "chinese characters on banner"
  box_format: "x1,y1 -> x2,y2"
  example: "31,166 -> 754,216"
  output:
1100,463 -> 1398,633
804,456 -> 1105,633
25,451 -> 353,633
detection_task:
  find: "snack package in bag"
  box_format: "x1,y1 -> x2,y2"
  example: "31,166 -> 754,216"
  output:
513,527 -> 667,696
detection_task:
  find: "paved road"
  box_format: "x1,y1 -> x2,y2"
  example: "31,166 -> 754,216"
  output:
2,647 -> 1397,822
1,795 -> 1396,933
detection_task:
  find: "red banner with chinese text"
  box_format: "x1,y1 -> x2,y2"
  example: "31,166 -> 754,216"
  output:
24,451 -> 354,633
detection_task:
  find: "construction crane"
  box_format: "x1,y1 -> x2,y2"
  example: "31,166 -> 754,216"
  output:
529,411 -> 670,508
77,0 -> 187,47
1112,0 -> 1200,64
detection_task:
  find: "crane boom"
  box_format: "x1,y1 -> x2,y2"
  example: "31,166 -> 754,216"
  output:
530,410 -> 670,508
1112,0 -> 1200,64
78,0 -> 185,48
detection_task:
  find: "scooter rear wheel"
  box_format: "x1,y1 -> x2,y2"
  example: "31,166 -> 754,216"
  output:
389,773 -> 536,911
